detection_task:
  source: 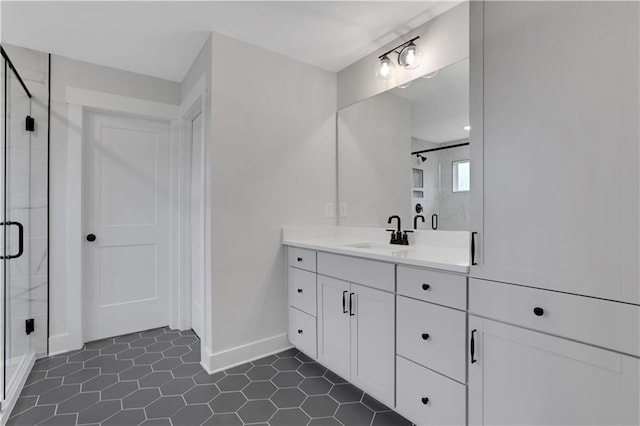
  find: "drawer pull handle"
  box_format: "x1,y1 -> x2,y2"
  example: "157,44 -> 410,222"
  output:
421,397 -> 429,405
533,307 -> 544,316
297,257 -> 303,262
422,283 -> 430,291
342,291 -> 348,314
297,288 -> 303,293
421,333 -> 430,340
297,329 -> 303,334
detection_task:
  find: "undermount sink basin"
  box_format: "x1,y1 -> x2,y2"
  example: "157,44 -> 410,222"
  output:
341,242 -> 409,255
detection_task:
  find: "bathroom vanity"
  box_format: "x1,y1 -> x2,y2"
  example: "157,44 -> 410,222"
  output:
283,226 -> 640,426
283,227 -> 469,425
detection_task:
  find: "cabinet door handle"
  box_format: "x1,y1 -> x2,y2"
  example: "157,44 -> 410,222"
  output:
297,257 -> 303,262
421,397 -> 429,405
533,307 -> 544,316
297,329 -> 303,334
431,214 -> 438,230
422,283 -> 430,291
349,293 -> 355,316
470,329 -> 477,364
342,291 -> 348,314
471,232 -> 478,265
421,333 -> 430,340
297,288 -> 303,294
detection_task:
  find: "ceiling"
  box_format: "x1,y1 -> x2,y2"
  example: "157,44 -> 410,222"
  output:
1,1 -> 460,82
393,58 -> 469,144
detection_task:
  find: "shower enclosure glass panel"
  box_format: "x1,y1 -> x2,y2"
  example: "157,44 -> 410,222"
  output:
1,48 -> 48,406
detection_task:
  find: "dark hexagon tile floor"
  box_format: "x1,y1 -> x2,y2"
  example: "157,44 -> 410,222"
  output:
8,327 -> 413,426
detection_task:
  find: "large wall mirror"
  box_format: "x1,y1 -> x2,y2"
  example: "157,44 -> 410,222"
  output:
337,58 -> 469,231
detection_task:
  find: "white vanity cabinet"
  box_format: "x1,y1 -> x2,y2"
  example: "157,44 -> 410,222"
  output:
395,265 -> 468,426
468,316 -> 640,425
316,254 -> 396,407
469,1 -> 640,304
287,248 -> 318,358
468,278 -> 640,425
285,244 -> 469,418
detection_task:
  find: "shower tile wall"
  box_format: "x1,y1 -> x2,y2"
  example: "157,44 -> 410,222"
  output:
4,44 -> 50,362
411,137 -> 470,231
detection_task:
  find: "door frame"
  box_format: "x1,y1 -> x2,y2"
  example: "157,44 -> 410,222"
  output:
177,75 -> 212,366
58,87 -> 181,353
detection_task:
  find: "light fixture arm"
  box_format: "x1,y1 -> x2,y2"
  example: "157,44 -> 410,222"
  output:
378,36 -> 420,60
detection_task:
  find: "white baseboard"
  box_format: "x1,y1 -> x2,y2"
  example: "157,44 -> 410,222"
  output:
200,345 -> 214,374
202,333 -> 292,374
1,353 -> 35,426
48,333 -> 82,356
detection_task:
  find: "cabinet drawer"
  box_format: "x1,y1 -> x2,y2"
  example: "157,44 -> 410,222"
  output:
288,307 -> 317,358
469,278 -> 640,357
397,266 -> 467,310
288,247 -> 316,272
396,356 -> 466,426
397,296 -> 466,383
288,267 -> 316,316
317,252 -> 394,292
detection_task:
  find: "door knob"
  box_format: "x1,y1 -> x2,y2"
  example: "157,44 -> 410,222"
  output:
86,234 -> 96,242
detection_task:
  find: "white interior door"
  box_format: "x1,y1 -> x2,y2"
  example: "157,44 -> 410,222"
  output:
83,111 -> 170,342
190,113 -> 204,338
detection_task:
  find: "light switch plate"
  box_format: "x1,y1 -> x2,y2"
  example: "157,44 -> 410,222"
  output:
339,203 -> 348,218
325,203 -> 334,218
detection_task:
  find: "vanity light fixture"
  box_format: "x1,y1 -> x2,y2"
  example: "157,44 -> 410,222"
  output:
375,36 -> 421,80
463,125 -> 471,131
416,154 -> 427,162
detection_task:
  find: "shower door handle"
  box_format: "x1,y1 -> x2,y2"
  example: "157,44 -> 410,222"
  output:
0,221 -> 24,259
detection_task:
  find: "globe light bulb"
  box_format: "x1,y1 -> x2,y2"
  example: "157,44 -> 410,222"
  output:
398,42 -> 420,70
375,55 -> 395,80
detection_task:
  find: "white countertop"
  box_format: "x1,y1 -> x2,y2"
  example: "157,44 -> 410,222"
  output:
282,226 -> 470,274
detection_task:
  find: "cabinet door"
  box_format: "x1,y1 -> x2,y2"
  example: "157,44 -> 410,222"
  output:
350,283 -> 395,407
470,1 -> 640,303
468,316 -> 640,425
317,275 -> 351,380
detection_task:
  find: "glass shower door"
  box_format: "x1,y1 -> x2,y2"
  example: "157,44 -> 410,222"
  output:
1,48 -> 47,406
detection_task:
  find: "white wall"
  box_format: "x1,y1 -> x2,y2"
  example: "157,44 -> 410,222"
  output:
338,92 -> 412,228
207,32 -> 336,367
337,1 -> 468,109
48,55 -> 180,350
